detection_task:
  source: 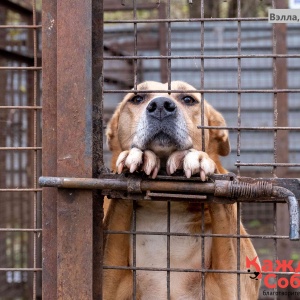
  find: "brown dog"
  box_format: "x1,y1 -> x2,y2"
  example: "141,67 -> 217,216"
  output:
104,81 -> 260,299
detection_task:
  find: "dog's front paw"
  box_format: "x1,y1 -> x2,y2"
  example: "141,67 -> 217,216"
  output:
166,149 -> 216,181
116,148 -> 160,179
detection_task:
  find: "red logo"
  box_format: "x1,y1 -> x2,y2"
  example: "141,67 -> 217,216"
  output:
246,256 -> 262,280
246,256 -> 300,289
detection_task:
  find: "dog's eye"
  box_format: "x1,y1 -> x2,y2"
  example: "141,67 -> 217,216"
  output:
129,95 -> 144,104
182,96 -> 196,106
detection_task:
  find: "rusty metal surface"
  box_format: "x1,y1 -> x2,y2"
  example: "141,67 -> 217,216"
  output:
0,0 -> 297,299
104,17 -> 268,23
103,88 -> 300,94
39,173 -> 300,199
39,173 -> 300,241
145,191 -> 207,201
196,126 -> 300,131
39,174 -> 215,194
0,66 -> 42,70
102,265 -> 298,276
158,3 -> 167,82
41,0 -> 57,299
0,24 -> 41,28
55,0 -> 95,298
0,105 -> 42,109
104,54 -> 300,59
38,1 -> 300,297
273,0 -> 291,266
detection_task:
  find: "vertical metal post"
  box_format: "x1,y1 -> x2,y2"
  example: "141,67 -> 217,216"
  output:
200,2 -> 206,298
42,0 -> 104,298
274,0 -> 290,263
158,4 -> 167,82
236,1 -> 242,298
0,7 -> 8,297
42,0 -> 57,299
56,0 -> 92,298
271,2 -> 279,298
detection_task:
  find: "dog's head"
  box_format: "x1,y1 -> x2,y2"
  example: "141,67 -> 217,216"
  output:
106,81 -> 230,171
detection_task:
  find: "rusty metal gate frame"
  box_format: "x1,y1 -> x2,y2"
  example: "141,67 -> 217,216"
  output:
42,0 -> 103,298
40,0 -> 300,299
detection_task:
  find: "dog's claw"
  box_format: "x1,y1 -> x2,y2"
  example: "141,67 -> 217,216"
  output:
129,164 -> 138,173
116,150 -> 129,174
117,163 -> 123,174
200,169 -> 206,181
185,168 -> 192,179
166,150 -> 188,175
144,165 -> 151,175
152,166 -> 159,179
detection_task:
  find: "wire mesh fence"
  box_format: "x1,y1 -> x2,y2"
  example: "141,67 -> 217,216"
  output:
1,0 -> 300,299
0,1 -> 42,299
102,1 -> 300,299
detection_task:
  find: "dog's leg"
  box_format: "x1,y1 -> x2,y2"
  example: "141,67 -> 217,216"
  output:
103,149 -> 160,298
103,200 -> 134,300
206,203 -> 260,300
167,150 -> 259,299
116,148 -> 160,179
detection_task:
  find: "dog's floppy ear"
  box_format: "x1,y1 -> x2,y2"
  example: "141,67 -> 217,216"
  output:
205,102 -> 230,156
106,102 -> 123,160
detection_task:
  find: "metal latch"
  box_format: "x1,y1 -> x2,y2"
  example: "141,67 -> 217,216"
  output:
39,173 -> 300,240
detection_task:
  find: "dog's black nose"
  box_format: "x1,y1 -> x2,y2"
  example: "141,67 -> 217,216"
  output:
146,97 -> 177,120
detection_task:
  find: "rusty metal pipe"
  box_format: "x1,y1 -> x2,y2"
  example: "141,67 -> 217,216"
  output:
272,186 -> 300,241
39,176 -> 215,194
286,195 -> 299,241
215,181 -> 300,241
38,176 -> 299,240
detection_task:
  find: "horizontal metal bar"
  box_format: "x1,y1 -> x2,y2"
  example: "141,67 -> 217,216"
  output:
105,230 -> 290,240
0,188 -> 42,192
0,147 -> 42,151
0,25 -> 42,29
103,265 -> 296,276
146,192 -> 206,200
103,89 -> 300,94
38,175 -> 300,198
104,17 -> 268,24
0,268 -> 42,272
235,163 -> 300,167
39,174 -> 300,240
0,67 -> 42,70
104,54 -> 300,60
0,106 -> 42,110
0,228 -> 42,232
198,126 -> 300,131
39,176 -> 215,194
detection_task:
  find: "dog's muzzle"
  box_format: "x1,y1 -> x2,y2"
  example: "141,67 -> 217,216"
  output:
132,96 -> 192,154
